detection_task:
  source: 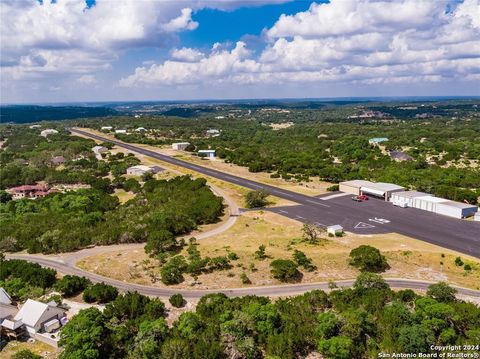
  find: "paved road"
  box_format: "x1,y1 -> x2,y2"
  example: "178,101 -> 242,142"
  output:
6,254 -> 480,300
71,128 -> 480,258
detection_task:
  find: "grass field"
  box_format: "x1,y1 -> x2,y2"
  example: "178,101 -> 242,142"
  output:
1,341 -> 60,359
77,210 -> 480,291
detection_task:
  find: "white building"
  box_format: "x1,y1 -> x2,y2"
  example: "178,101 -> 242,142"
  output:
327,225 -> 343,236
0,288 -> 17,321
1,298 -> 66,347
339,180 -> 405,201
474,212 -> 480,222
198,150 -> 216,159
126,165 -> 163,176
101,126 -> 113,131
172,142 -> 190,151
135,127 -> 147,132
40,129 -> 59,137
29,124 -> 41,129
390,191 -> 478,219
206,129 -> 221,137
92,145 -> 108,159
115,129 -> 127,134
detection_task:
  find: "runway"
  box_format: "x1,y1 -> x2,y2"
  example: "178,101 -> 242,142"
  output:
71,128 -> 480,259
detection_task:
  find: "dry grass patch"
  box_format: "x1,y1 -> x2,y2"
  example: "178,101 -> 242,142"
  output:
1,340 -> 60,359
77,210 -> 480,291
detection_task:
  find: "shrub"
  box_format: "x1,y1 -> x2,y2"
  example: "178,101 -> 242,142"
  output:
254,245 -> 267,260
83,283 -> 119,303
455,256 -> 464,266
161,256 -> 187,285
326,184 -> 340,192
245,189 -> 269,208
227,252 -> 239,260
292,250 -> 316,271
54,275 -> 92,297
169,294 -> 185,308
240,272 -> 251,284
464,264 -> 472,271
349,245 -> 389,273
12,350 -> 42,359
270,259 -> 301,282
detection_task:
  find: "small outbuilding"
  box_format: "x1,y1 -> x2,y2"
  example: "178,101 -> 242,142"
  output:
101,126 -> 113,131
126,165 -> 163,176
327,225 -> 343,236
115,129 -> 127,134
172,142 -> 190,151
198,150 -> 216,159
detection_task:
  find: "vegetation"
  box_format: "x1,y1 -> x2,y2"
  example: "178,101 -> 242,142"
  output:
54,275 -> 92,297
169,294 -> 185,308
12,350 -> 42,359
244,189 -> 269,208
349,245 -> 390,273
83,283 -> 119,304
56,276 -> 480,359
270,259 -> 301,282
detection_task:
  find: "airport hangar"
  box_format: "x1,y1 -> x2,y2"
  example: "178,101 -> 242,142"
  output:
339,180 -> 405,201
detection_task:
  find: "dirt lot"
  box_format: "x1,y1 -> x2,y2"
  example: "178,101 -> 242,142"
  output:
77,210 -> 480,291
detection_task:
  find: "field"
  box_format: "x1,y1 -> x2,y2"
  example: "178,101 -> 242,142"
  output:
1,341 -> 60,359
77,210 -> 480,291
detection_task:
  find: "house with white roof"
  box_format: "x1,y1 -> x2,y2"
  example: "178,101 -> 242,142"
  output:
92,145 -> 109,159
126,165 -> 163,176
40,129 -> 59,137
0,288 -> 17,321
115,129 -> 127,134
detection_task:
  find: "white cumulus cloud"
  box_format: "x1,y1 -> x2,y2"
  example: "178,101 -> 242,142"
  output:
121,0 -> 480,88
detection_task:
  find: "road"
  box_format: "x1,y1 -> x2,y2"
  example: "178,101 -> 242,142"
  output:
71,128 -> 480,258
6,254 -> 480,300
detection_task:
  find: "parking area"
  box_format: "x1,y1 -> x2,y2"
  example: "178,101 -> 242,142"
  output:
268,192 -> 480,258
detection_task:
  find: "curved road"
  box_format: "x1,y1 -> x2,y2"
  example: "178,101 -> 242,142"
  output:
6,254 -> 480,300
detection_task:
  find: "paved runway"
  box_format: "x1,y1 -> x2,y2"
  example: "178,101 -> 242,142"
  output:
71,129 -> 480,259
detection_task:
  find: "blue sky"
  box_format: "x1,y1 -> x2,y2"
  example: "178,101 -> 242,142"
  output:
1,0 -> 479,103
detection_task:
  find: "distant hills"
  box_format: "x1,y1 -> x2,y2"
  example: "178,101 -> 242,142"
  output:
1,97 -> 478,123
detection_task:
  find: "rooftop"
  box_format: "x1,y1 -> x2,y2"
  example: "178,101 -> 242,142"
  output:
392,191 -> 431,199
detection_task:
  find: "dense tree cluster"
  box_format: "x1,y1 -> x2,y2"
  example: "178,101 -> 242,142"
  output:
57,275 -> 480,359
0,175 -> 223,254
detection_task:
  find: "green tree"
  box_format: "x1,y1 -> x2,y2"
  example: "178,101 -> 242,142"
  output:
270,259 -> 301,283
129,319 -> 169,359
426,282 -> 457,303
349,245 -> 389,272
54,275 -> 91,297
82,283 -> 118,303
59,308 -> 111,359
244,189 -> 269,208
317,336 -> 354,359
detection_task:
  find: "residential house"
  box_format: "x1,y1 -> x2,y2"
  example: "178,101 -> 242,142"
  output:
0,288 -> 17,322
126,165 -> 163,176
101,126 -> 113,131
1,298 -> 66,347
40,129 -> 59,137
115,129 -> 127,134
389,151 -> 413,162
7,185 -> 51,200
51,156 -> 65,166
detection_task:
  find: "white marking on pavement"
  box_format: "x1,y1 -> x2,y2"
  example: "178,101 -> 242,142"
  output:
306,199 -> 330,207
354,222 -> 375,229
278,210 -> 289,214
319,192 -> 351,200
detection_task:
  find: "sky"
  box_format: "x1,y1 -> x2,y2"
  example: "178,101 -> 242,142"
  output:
1,0 -> 479,104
